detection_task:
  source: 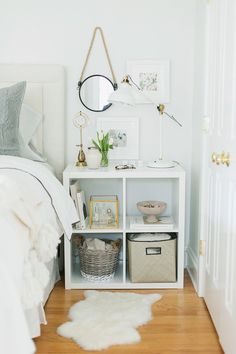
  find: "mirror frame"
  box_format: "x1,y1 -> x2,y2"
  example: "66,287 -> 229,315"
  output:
78,74 -> 117,113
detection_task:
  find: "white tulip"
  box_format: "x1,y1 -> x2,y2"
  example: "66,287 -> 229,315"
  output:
109,137 -> 114,145
98,131 -> 103,140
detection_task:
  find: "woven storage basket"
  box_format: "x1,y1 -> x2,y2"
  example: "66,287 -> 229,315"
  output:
77,237 -> 121,282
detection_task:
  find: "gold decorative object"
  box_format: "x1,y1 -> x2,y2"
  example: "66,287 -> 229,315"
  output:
89,195 -> 119,229
73,111 -> 90,167
211,152 -> 217,163
158,104 -> 165,114
221,151 -> 230,166
211,151 -> 231,167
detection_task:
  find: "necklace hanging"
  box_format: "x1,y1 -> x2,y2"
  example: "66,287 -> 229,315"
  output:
73,111 -> 90,167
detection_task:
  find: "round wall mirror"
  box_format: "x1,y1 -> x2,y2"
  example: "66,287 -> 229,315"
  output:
78,74 -> 117,112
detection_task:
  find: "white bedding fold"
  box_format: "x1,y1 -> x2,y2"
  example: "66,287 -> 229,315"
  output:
0,156 -> 78,312
0,156 -> 78,238
0,173 -> 59,310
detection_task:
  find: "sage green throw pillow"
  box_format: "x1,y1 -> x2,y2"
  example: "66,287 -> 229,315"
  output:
0,81 -> 46,161
0,81 -> 26,156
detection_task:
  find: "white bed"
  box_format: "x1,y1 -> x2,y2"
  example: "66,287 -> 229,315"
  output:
0,65 -> 78,354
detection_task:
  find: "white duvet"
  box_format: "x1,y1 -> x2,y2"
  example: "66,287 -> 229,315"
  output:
0,156 -> 78,354
0,156 -> 78,238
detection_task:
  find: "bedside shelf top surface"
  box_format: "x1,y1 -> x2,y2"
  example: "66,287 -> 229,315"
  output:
64,163 -> 185,178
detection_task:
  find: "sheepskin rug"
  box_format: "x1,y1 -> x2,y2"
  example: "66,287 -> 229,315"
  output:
57,290 -> 161,351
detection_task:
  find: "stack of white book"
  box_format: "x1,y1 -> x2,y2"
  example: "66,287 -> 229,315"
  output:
129,216 -> 174,230
70,180 -> 88,230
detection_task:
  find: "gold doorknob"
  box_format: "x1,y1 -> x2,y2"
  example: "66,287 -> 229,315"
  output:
216,154 -> 222,165
221,151 -> 230,167
212,152 -> 221,165
211,152 -> 217,163
211,151 -> 231,166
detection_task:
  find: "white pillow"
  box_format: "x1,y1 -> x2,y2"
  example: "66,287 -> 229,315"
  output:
19,104 -> 46,162
20,104 -> 42,144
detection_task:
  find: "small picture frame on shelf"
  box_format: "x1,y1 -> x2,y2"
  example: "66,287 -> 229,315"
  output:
127,59 -> 170,103
90,195 -> 119,229
97,117 -> 139,160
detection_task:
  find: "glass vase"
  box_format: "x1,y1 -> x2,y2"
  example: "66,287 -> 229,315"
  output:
100,150 -> 109,167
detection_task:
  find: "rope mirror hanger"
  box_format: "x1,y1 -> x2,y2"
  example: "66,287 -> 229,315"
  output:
78,27 -> 118,113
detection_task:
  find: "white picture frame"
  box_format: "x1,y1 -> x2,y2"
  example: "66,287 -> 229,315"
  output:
96,117 -> 139,160
126,60 -> 170,104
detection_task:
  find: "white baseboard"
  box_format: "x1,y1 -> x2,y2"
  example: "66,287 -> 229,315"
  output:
186,246 -> 198,292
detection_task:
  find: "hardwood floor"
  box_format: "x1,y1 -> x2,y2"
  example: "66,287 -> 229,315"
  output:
35,272 -> 223,354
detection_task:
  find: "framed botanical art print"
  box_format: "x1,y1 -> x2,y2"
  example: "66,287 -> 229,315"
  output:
127,60 -> 170,104
96,117 -> 139,160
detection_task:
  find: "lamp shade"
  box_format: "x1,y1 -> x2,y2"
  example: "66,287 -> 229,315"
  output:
108,82 -> 136,106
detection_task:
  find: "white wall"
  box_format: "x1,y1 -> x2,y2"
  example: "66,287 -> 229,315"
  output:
0,0 -> 200,247
188,0 -> 207,288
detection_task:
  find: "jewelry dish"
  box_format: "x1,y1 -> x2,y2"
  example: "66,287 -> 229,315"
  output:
137,200 -> 167,223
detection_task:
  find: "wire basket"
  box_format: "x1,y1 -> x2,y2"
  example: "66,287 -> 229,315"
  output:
77,236 -> 121,282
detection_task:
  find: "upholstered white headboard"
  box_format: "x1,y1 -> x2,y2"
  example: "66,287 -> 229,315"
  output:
0,64 -> 65,179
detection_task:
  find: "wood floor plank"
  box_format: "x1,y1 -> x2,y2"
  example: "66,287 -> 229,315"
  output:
35,272 -> 223,354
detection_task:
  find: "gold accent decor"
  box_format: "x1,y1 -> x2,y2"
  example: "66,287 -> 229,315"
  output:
75,145 -> 87,167
211,152 -> 217,163
221,151 -> 230,167
216,154 -> 221,165
158,104 -> 165,114
211,151 -> 231,166
211,152 -> 222,165
73,111 -> 90,167
89,195 -> 119,229
122,75 -> 132,85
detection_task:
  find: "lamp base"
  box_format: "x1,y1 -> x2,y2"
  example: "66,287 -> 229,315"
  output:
147,160 -> 176,169
76,160 -> 87,167
75,146 -> 87,168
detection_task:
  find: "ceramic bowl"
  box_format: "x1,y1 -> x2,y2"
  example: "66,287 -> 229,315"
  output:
137,200 -> 167,223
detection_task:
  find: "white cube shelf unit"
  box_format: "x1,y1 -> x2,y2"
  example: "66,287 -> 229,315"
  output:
63,164 -> 185,289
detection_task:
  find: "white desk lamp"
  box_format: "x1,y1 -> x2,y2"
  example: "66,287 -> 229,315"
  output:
108,75 -> 182,168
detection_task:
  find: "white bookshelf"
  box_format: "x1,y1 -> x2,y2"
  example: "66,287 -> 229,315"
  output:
63,163 -> 185,289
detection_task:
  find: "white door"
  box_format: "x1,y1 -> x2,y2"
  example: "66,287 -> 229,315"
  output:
202,0 -> 236,353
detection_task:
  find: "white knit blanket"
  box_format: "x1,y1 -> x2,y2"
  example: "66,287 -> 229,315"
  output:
0,174 -> 59,309
0,156 -> 78,310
